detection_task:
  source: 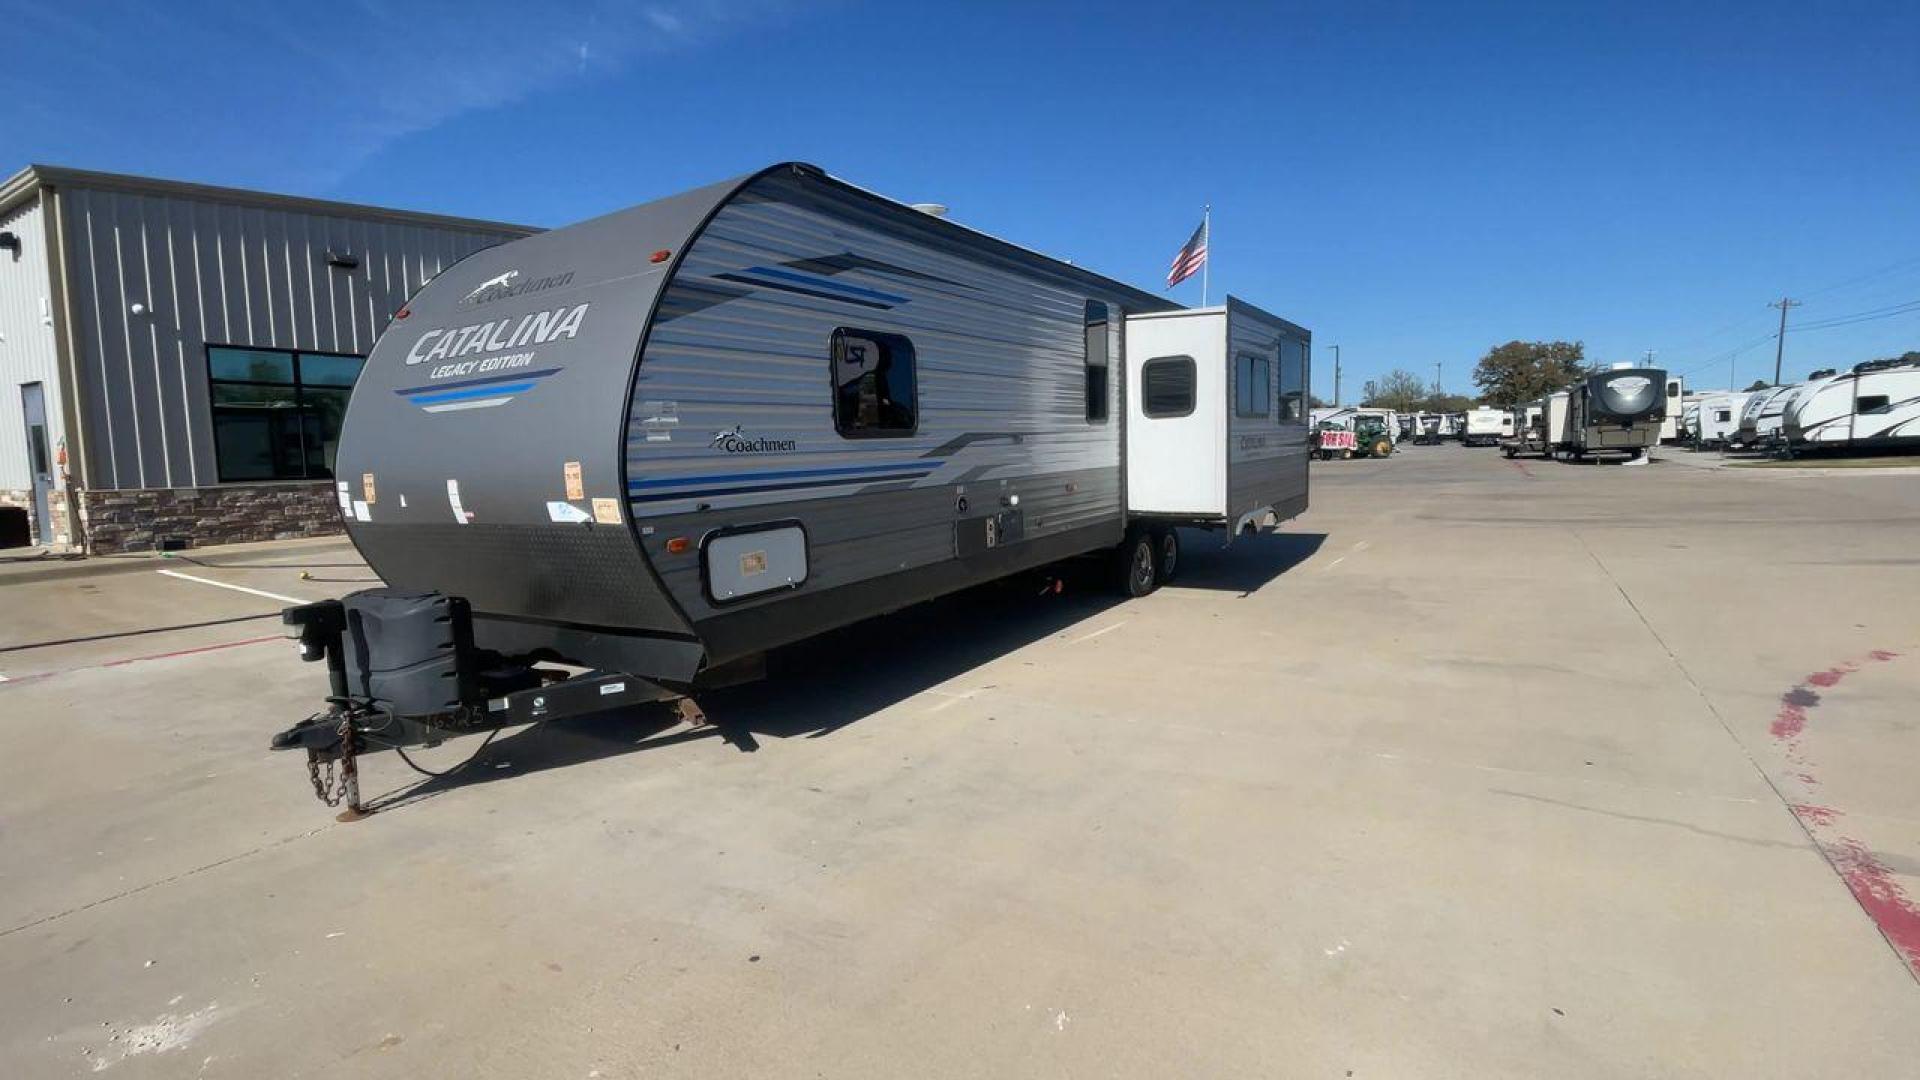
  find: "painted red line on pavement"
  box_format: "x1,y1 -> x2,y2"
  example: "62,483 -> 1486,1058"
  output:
1831,838 -> 1920,967
1770,649 -> 1919,974
0,635 -> 281,687
100,635 -> 282,667
1507,459 -> 1535,478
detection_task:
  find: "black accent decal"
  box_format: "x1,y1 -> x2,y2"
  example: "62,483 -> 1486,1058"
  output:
776,251 -> 974,290
630,470 -> 932,504
654,280 -> 754,323
713,272 -> 895,309
920,432 -> 1028,457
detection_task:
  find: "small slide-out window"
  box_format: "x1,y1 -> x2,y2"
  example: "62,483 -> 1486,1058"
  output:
832,328 -> 917,437
1858,394 -> 1891,414
1277,337 -> 1308,422
1715,409 -> 1732,423
1142,355 -> 1196,418
1235,353 -> 1271,418
1084,300 -> 1110,424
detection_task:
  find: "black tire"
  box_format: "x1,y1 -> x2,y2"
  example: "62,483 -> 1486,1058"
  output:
1501,446 -> 1516,459
1155,527 -> 1181,585
1116,529 -> 1158,598
1370,437 -> 1393,458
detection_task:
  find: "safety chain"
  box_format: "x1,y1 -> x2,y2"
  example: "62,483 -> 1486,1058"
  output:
304,714 -> 356,807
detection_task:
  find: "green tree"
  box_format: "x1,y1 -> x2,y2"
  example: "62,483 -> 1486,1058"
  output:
1420,392 -> 1476,413
1472,341 -> 1587,406
1360,369 -> 1430,412
1744,379 -> 1771,392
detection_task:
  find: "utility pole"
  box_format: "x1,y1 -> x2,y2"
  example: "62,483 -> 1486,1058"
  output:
1643,349 -> 1656,366
1433,362 -> 1442,395
1770,297 -> 1801,386
1330,344 -> 1341,406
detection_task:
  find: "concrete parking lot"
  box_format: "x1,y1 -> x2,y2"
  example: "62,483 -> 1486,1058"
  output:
2,445 -> 1917,1078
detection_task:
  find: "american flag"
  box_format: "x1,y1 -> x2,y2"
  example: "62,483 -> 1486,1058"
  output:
1166,216 -> 1208,289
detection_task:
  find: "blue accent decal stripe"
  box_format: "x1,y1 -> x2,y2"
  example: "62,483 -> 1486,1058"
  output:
410,381 -> 536,405
735,265 -> 910,304
627,461 -> 931,490
629,470 -> 931,504
394,367 -> 562,396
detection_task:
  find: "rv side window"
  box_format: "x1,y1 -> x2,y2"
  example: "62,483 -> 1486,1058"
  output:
1668,381 -> 1681,398
831,328 -> 917,438
1085,300 -> 1110,424
1277,338 -> 1307,422
1715,409 -> 1732,423
1857,394 -> 1891,414
1141,356 -> 1195,418
1234,353 -> 1271,418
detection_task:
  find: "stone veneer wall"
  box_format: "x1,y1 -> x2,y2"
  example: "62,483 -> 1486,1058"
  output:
80,482 -> 344,554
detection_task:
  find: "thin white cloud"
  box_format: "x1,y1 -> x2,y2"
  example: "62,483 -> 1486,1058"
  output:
0,0 -> 803,190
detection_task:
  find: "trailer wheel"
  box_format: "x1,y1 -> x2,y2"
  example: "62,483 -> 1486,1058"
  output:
1116,529 -> 1159,598
1155,527 -> 1181,585
1501,446 -> 1516,458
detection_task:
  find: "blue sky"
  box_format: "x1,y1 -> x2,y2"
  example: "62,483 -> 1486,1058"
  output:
5,1 -> 1916,399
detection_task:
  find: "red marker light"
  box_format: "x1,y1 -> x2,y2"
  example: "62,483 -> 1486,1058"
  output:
393,306 -> 410,320
665,536 -> 691,554
649,249 -> 672,264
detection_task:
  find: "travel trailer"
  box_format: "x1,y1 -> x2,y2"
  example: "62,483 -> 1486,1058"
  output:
1461,407 -> 1508,446
1691,391 -> 1752,449
1502,394 -> 1562,458
1736,384 -> 1798,449
1566,367 -> 1668,458
1657,375 -> 1687,442
1782,357 -> 1920,450
271,162 -> 1312,812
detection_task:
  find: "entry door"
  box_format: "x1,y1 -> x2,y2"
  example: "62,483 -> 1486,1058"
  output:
20,383 -> 53,544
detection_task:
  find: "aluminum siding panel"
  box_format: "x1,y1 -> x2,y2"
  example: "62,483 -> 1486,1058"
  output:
0,196 -> 64,490
1225,302 -> 1309,522
57,186 -> 522,488
628,174 -> 1134,622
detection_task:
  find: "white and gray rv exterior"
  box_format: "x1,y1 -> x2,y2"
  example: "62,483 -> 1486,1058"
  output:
1736,384 -> 1796,447
286,163 -> 1310,769
1781,357 -> 1920,450
1566,367 -> 1668,458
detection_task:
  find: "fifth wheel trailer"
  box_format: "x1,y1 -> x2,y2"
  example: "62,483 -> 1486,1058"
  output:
270,162 -> 1312,812
1566,367 -> 1668,458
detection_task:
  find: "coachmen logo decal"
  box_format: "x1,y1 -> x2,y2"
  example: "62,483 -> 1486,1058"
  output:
458,269 -> 575,308
711,425 -> 798,453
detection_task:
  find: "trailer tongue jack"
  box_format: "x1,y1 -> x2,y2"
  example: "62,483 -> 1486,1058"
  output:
270,591 -> 674,817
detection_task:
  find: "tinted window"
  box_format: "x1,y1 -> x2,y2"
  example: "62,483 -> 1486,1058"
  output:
1278,338 -> 1308,422
1085,300 -> 1110,423
1235,353 -> 1271,418
1858,394 -> 1891,414
207,345 -> 363,482
832,328 -> 917,437
1142,356 -> 1195,418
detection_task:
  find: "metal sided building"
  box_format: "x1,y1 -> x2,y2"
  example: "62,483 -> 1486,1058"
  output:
0,165 -> 535,552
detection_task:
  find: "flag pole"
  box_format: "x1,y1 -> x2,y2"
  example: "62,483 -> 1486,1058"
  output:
1200,204 -> 1211,306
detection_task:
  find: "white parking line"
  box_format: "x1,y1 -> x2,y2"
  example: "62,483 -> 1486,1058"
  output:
156,569 -> 305,606
1323,556 -> 1346,572
1069,621 -> 1129,644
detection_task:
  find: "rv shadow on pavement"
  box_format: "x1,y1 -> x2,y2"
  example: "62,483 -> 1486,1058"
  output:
364,528 -> 1326,811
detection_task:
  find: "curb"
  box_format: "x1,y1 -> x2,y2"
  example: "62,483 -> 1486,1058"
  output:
0,538 -> 361,586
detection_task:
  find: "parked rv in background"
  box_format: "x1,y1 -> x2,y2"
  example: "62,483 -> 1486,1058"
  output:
1566,367 -> 1667,459
1689,391 -> 1753,449
1738,384 -> 1798,449
1657,375 -> 1686,442
1783,357 -> 1920,451
1462,407 -> 1508,447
